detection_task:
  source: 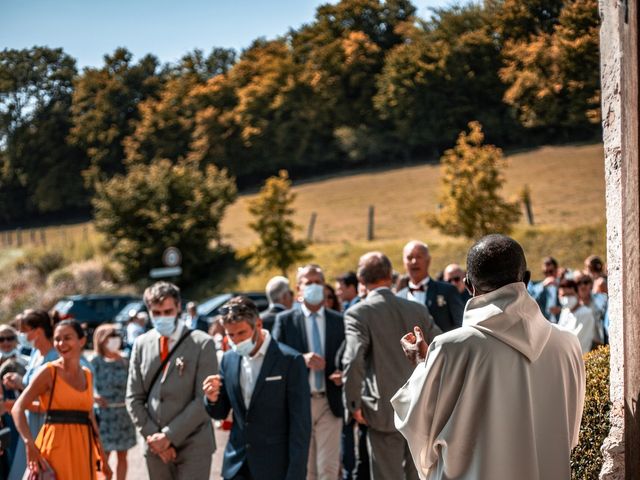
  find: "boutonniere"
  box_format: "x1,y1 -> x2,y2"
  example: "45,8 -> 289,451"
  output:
176,357 -> 185,376
436,295 -> 447,307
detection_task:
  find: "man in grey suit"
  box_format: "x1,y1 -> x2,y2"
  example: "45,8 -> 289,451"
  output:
126,281 -> 218,479
342,252 -> 441,480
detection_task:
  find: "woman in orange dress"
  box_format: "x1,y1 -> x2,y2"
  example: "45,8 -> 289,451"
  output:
12,320 -> 111,480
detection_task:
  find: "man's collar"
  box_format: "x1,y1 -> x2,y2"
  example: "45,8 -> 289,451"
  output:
251,330 -> 271,359
408,276 -> 430,290
271,303 -> 287,310
300,303 -> 325,318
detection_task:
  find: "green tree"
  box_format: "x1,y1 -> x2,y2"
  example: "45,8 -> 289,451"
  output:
69,48 -> 163,184
248,170 -> 308,276
498,0 -> 600,131
427,121 -> 521,239
92,159 -> 237,284
0,46 -> 87,222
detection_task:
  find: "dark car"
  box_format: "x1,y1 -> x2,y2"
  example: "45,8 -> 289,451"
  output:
197,292 -> 269,327
53,294 -> 138,345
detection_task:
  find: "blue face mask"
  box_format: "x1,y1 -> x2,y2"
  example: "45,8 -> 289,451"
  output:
17,332 -> 32,350
152,316 -> 177,337
228,330 -> 256,357
303,283 -> 325,306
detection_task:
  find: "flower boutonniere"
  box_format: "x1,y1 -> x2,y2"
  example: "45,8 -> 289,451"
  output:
176,357 -> 185,376
436,295 -> 447,307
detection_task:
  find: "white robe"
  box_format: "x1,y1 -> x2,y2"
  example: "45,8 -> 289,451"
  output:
391,282 -> 585,480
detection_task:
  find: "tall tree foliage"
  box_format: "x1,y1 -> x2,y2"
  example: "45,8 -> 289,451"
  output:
427,121 -> 521,239
248,170 -> 308,276
93,159 -> 237,284
0,47 -> 87,222
69,48 -> 163,184
498,0 -> 600,130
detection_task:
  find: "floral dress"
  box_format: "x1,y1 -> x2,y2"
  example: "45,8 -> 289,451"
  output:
90,356 -> 136,452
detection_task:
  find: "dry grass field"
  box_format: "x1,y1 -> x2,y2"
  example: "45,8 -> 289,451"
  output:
220,143 -> 605,248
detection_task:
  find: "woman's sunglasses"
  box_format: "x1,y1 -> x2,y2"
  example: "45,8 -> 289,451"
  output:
0,336 -> 17,343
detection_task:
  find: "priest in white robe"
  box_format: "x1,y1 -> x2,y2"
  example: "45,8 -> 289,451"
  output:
391,234 -> 585,480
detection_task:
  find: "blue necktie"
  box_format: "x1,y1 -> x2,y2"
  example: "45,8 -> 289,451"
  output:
310,313 -> 324,390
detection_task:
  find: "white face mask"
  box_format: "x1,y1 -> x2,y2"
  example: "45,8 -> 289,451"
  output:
303,283 -> 325,306
229,331 -> 256,357
105,336 -> 122,353
560,295 -> 578,310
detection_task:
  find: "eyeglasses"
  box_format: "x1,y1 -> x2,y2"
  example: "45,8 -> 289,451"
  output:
0,336 -> 16,343
107,332 -> 121,338
447,276 -> 462,283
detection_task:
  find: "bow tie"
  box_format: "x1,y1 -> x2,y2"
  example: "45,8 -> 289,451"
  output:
409,285 -> 426,294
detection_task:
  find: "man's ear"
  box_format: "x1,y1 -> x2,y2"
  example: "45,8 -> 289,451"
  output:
523,270 -> 531,285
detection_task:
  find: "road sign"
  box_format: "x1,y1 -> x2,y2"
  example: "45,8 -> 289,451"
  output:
162,247 -> 182,267
150,267 -> 183,278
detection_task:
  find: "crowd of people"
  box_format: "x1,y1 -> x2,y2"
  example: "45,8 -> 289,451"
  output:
0,237 -> 604,479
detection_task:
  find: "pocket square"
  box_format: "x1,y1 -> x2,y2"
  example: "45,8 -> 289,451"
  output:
265,375 -> 283,382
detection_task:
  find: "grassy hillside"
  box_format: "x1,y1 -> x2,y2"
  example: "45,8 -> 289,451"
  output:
221,143 -> 605,248
0,143 -> 606,300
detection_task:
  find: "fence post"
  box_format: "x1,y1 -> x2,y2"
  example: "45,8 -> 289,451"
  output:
30,229 -> 36,244
7,231 -> 12,246
520,185 -> 535,226
307,212 -> 317,242
40,229 -> 46,246
16,228 -> 22,247
367,205 -> 375,241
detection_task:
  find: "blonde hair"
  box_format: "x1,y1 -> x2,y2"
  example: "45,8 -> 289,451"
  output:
93,323 -> 117,357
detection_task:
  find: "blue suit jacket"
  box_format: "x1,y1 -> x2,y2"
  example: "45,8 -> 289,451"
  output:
272,307 -> 345,418
397,279 -> 464,332
205,340 -> 311,480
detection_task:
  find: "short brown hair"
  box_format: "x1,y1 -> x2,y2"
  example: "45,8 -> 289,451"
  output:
143,281 -> 181,308
358,252 -> 393,285
219,296 -> 259,327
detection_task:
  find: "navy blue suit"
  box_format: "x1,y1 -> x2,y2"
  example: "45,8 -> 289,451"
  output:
272,307 -> 345,418
259,304 -> 286,333
397,279 -> 465,332
205,340 -> 311,480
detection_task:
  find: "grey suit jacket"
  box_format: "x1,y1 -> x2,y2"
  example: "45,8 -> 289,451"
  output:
342,288 -> 441,432
126,326 -> 218,456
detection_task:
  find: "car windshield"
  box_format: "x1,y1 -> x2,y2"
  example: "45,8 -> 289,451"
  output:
197,294 -> 233,316
115,301 -> 144,322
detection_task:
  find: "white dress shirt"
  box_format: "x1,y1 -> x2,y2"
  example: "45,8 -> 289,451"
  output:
240,330 -> 271,409
300,303 -> 326,393
407,277 -> 431,305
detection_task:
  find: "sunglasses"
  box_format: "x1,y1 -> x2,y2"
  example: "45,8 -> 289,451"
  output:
447,276 -> 462,283
219,304 -> 255,316
107,332 -> 121,338
0,336 -> 16,343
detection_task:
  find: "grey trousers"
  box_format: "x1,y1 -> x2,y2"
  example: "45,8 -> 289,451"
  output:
367,428 -> 419,480
145,448 -> 213,480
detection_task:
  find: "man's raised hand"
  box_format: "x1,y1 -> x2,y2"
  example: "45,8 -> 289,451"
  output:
400,326 -> 429,365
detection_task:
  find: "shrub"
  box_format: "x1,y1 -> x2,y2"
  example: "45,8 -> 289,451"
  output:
571,345 -> 611,479
15,248 -> 67,277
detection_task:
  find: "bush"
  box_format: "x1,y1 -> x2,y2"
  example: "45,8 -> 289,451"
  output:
15,248 -> 67,277
571,345 -> 611,479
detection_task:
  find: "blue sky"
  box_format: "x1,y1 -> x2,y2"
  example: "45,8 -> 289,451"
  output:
1,0 -> 452,69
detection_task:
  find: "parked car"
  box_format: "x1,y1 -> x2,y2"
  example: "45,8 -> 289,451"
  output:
197,292 -> 269,327
53,294 -> 138,346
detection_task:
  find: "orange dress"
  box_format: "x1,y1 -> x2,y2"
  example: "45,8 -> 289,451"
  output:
35,364 -> 99,480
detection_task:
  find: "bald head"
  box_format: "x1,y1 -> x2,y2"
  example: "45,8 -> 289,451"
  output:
444,263 -> 466,293
403,240 -> 431,284
466,234 -> 527,294
358,252 -> 393,288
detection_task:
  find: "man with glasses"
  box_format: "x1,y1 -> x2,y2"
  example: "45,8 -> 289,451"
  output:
273,264 -> 345,480
203,296 -> 310,480
443,264 -> 472,305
